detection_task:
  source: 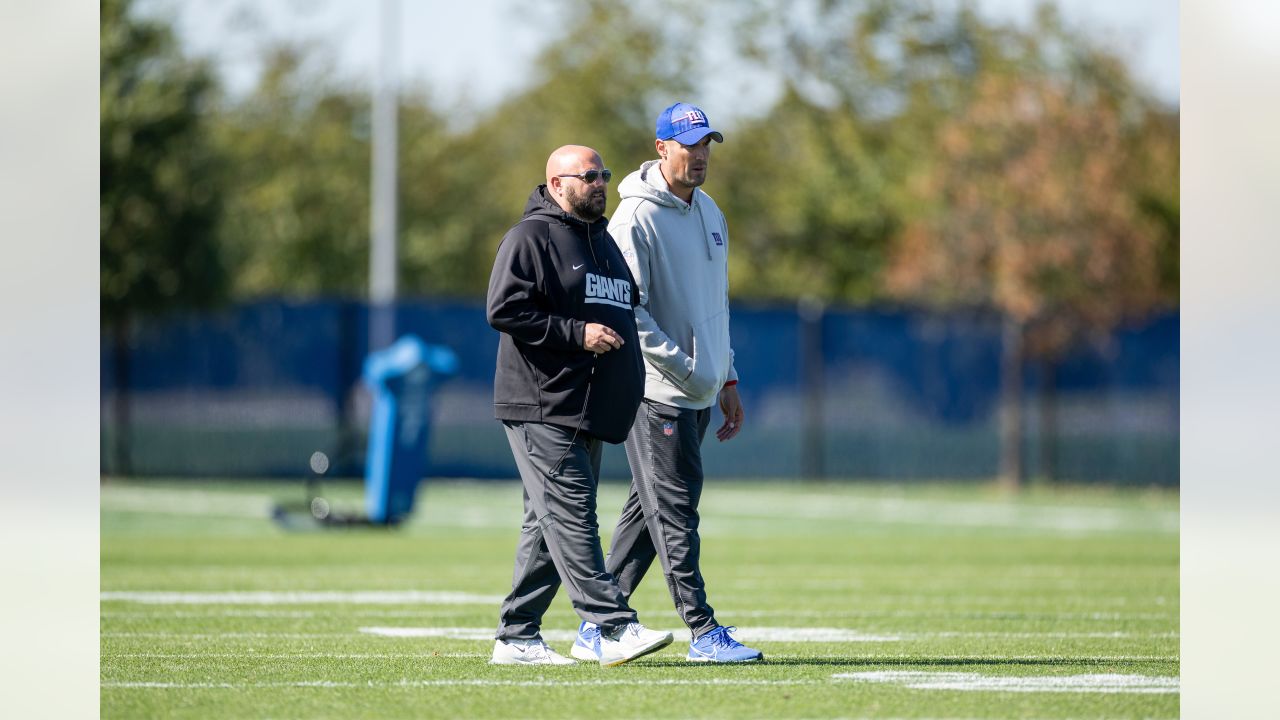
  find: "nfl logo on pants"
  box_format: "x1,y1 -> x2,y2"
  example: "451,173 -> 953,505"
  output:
662,421 -> 674,437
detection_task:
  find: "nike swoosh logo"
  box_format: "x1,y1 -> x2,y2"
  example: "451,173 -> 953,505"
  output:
573,264 -> 585,270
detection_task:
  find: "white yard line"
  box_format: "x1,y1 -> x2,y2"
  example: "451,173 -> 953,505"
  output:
103,632 -> 354,638
709,493 -> 1178,534
361,627 -> 572,642
100,487 -> 275,518
102,653 -> 1177,664
101,623 -> 1177,643
357,626 -> 904,642
100,485 -> 1177,533
724,608 -> 1178,621
832,671 -> 1179,694
100,606 -> 1179,624
101,609 -> 478,619
104,610 -> 322,619
356,626 -> 1176,642
741,627 -> 904,642
771,654 -> 1179,661
106,653 -> 487,659
926,631 -> 1180,639
100,590 -> 503,605
103,678 -> 825,689
100,593 -> 1178,618
103,673 -> 1179,691
98,645 -> 1178,663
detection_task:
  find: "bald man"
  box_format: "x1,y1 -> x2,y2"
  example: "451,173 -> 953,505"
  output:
485,145 -> 673,667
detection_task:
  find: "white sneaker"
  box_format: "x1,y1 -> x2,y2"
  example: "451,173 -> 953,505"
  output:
489,638 -> 575,666
598,622 -> 674,667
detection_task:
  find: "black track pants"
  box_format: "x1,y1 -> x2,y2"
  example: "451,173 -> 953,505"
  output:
495,421 -> 637,641
606,399 -> 717,638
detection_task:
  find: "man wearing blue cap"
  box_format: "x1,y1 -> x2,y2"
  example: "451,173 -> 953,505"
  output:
568,104 -> 763,663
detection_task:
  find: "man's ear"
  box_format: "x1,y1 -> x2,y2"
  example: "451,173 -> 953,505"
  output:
655,138 -> 666,160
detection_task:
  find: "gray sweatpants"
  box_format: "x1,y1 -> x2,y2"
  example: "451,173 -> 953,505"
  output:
495,420 -> 637,641
606,399 -> 718,638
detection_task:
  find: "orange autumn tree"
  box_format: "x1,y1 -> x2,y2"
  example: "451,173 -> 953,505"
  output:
887,72 -> 1164,488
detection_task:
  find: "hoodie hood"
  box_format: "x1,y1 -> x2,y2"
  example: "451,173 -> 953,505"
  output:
616,159 -> 716,259
522,184 -> 607,233
617,160 -> 691,212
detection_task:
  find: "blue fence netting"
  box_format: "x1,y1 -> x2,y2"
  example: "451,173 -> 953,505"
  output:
100,299 -> 1178,485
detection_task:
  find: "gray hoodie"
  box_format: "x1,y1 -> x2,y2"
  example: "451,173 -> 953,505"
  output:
608,159 -> 738,410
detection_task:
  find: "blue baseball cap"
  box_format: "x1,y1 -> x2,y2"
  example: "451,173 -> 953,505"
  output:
655,102 -> 724,145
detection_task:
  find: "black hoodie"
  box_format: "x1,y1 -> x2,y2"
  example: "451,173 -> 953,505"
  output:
486,185 -> 645,444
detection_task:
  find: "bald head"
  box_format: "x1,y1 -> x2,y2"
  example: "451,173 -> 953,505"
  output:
546,145 -> 602,185
545,144 -> 609,222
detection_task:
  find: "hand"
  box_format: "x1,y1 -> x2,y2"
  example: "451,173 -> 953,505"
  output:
583,323 -> 624,353
715,384 -> 744,442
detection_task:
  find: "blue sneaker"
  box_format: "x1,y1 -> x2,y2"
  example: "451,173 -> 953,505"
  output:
687,626 -> 763,663
570,621 -> 602,661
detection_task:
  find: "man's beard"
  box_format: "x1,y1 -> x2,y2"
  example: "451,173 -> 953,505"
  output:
565,184 -> 607,221
679,165 -> 707,189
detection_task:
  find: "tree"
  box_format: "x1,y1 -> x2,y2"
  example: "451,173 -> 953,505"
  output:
1130,108 -> 1179,302
715,88 -> 898,302
884,48 -> 1165,488
402,0 -> 690,296
709,1 -> 1175,486
210,47 -> 384,298
208,45 -> 462,299
101,0 -> 226,474
704,0 -> 1011,303
211,46 -> 389,297
210,0 -> 688,300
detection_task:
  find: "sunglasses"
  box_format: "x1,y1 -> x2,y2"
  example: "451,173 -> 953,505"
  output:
556,169 -> 612,184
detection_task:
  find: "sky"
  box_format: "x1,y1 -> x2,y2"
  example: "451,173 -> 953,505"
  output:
142,0 -> 1180,126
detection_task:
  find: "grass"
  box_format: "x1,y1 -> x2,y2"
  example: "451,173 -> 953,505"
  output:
101,478 -> 1178,719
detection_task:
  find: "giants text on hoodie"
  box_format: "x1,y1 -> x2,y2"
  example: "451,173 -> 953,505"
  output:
486,185 -> 645,444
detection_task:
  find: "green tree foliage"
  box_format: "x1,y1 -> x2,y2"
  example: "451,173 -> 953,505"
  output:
884,7 -> 1168,355
105,0 -> 1177,315
100,0 -> 226,321
710,0 -> 1007,303
101,0 -> 228,474
717,89 -> 897,302
711,1 -> 1178,486
884,64 -> 1168,487
397,0 -> 689,295
711,0 -> 1178,314
210,45 -> 465,298
206,0 -> 686,298
213,48 -> 376,297
1131,109 -> 1179,299
728,0 -> 1000,117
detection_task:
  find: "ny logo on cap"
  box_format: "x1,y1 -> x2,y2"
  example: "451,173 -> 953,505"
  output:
683,110 -> 707,126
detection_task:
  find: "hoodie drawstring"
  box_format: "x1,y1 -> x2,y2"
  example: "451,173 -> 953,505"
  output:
695,197 -> 713,260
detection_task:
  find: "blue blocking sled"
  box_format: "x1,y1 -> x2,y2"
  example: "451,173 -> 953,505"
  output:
363,334 -> 458,524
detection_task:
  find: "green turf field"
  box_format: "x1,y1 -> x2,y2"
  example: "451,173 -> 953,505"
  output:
101,479 -> 1179,719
